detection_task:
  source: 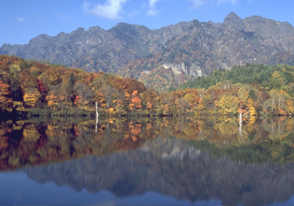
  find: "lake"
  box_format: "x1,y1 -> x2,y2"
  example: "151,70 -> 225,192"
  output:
1,116 -> 294,205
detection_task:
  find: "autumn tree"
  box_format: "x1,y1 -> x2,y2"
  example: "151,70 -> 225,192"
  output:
176,98 -> 188,114
0,80 -> 12,113
197,88 -> 206,100
101,85 -> 118,109
74,83 -> 94,107
269,71 -> 284,89
66,72 -> 76,106
20,69 -> 42,108
8,64 -> 23,101
284,100 -> 293,114
113,91 -> 126,115
218,93 -> 238,114
129,90 -> 142,112
139,88 -> 159,115
23,88 -> 41,108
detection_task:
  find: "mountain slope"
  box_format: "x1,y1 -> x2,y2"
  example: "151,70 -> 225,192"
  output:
1,12 -> 294,85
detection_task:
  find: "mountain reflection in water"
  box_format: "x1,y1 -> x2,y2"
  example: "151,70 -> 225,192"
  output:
1,116 -> 294,205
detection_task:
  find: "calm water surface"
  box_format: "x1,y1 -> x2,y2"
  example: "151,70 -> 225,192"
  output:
1,116 -> 294,205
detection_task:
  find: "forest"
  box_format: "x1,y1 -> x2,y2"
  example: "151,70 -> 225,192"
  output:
1,54 -> 294,118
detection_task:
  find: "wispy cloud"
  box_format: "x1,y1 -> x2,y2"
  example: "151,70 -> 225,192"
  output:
187,0 -> 238,8
147,0 -> 161,16
217,0 -> 237,5
128,10 -> 140,18
82,0 -> 129,20
18,17 -> 25,22
55,13 -> 69,22
187,0 -> 205,8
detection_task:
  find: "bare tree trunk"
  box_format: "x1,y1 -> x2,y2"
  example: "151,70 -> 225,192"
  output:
239,109 -> 242,137
95,102 -> 99,133
96,102 -> 99,118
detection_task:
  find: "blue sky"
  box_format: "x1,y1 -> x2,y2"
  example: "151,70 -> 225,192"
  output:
1,0 -> 294,46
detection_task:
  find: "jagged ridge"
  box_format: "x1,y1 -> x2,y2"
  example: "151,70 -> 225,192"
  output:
1,12 -> 294,86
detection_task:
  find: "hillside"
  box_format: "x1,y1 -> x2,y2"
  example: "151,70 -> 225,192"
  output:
1,12 -> 294,89
1,55 -> 294,117
0,55 -> 147,117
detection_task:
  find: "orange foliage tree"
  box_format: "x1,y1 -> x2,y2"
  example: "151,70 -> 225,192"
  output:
0,80 -> 12,112
129,90 -> 142,112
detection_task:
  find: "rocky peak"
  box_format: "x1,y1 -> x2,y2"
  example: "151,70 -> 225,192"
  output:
108,22 -> 152,49
224,12 -> 242,23
87,26 -> 106,34
109,22 -> 151,35
56,32 -> 66,37
223,12 -> 244,30
244,15 -> 294,35
86,26 -> 107,41
70,27 -> 86,36
28,34 -> 52,45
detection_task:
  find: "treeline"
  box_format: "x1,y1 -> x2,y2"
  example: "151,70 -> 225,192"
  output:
178,64 -> 294,92
169,63 -> 294,116
1,55 -> 294,117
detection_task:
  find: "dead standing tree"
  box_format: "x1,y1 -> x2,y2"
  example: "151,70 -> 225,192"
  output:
101,85 -> 119,110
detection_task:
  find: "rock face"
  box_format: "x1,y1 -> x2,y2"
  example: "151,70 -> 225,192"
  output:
1,12 -> 294,79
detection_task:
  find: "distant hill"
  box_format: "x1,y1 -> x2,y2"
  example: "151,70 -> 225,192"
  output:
2,12 -> 294,89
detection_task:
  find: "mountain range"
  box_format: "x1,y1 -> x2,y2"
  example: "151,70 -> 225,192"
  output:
1,12 -> 294,88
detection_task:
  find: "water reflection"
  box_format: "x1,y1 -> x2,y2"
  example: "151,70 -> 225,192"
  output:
1,116 -> 294,205
23,141 -> 294,206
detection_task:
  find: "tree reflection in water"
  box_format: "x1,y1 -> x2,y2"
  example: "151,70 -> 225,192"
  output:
1,116 -> 294,205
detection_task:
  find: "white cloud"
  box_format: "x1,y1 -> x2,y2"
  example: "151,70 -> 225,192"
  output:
82,0 -> 129,20
18,17 -> 25,22
147,8 -> 157,16
147,0 -> 161,16
149,0 -> 160,7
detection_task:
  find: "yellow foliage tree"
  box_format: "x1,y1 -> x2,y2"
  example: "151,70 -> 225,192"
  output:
23,88 -> 41,107
285,100 -> 293,114
218,93 -> 238,114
